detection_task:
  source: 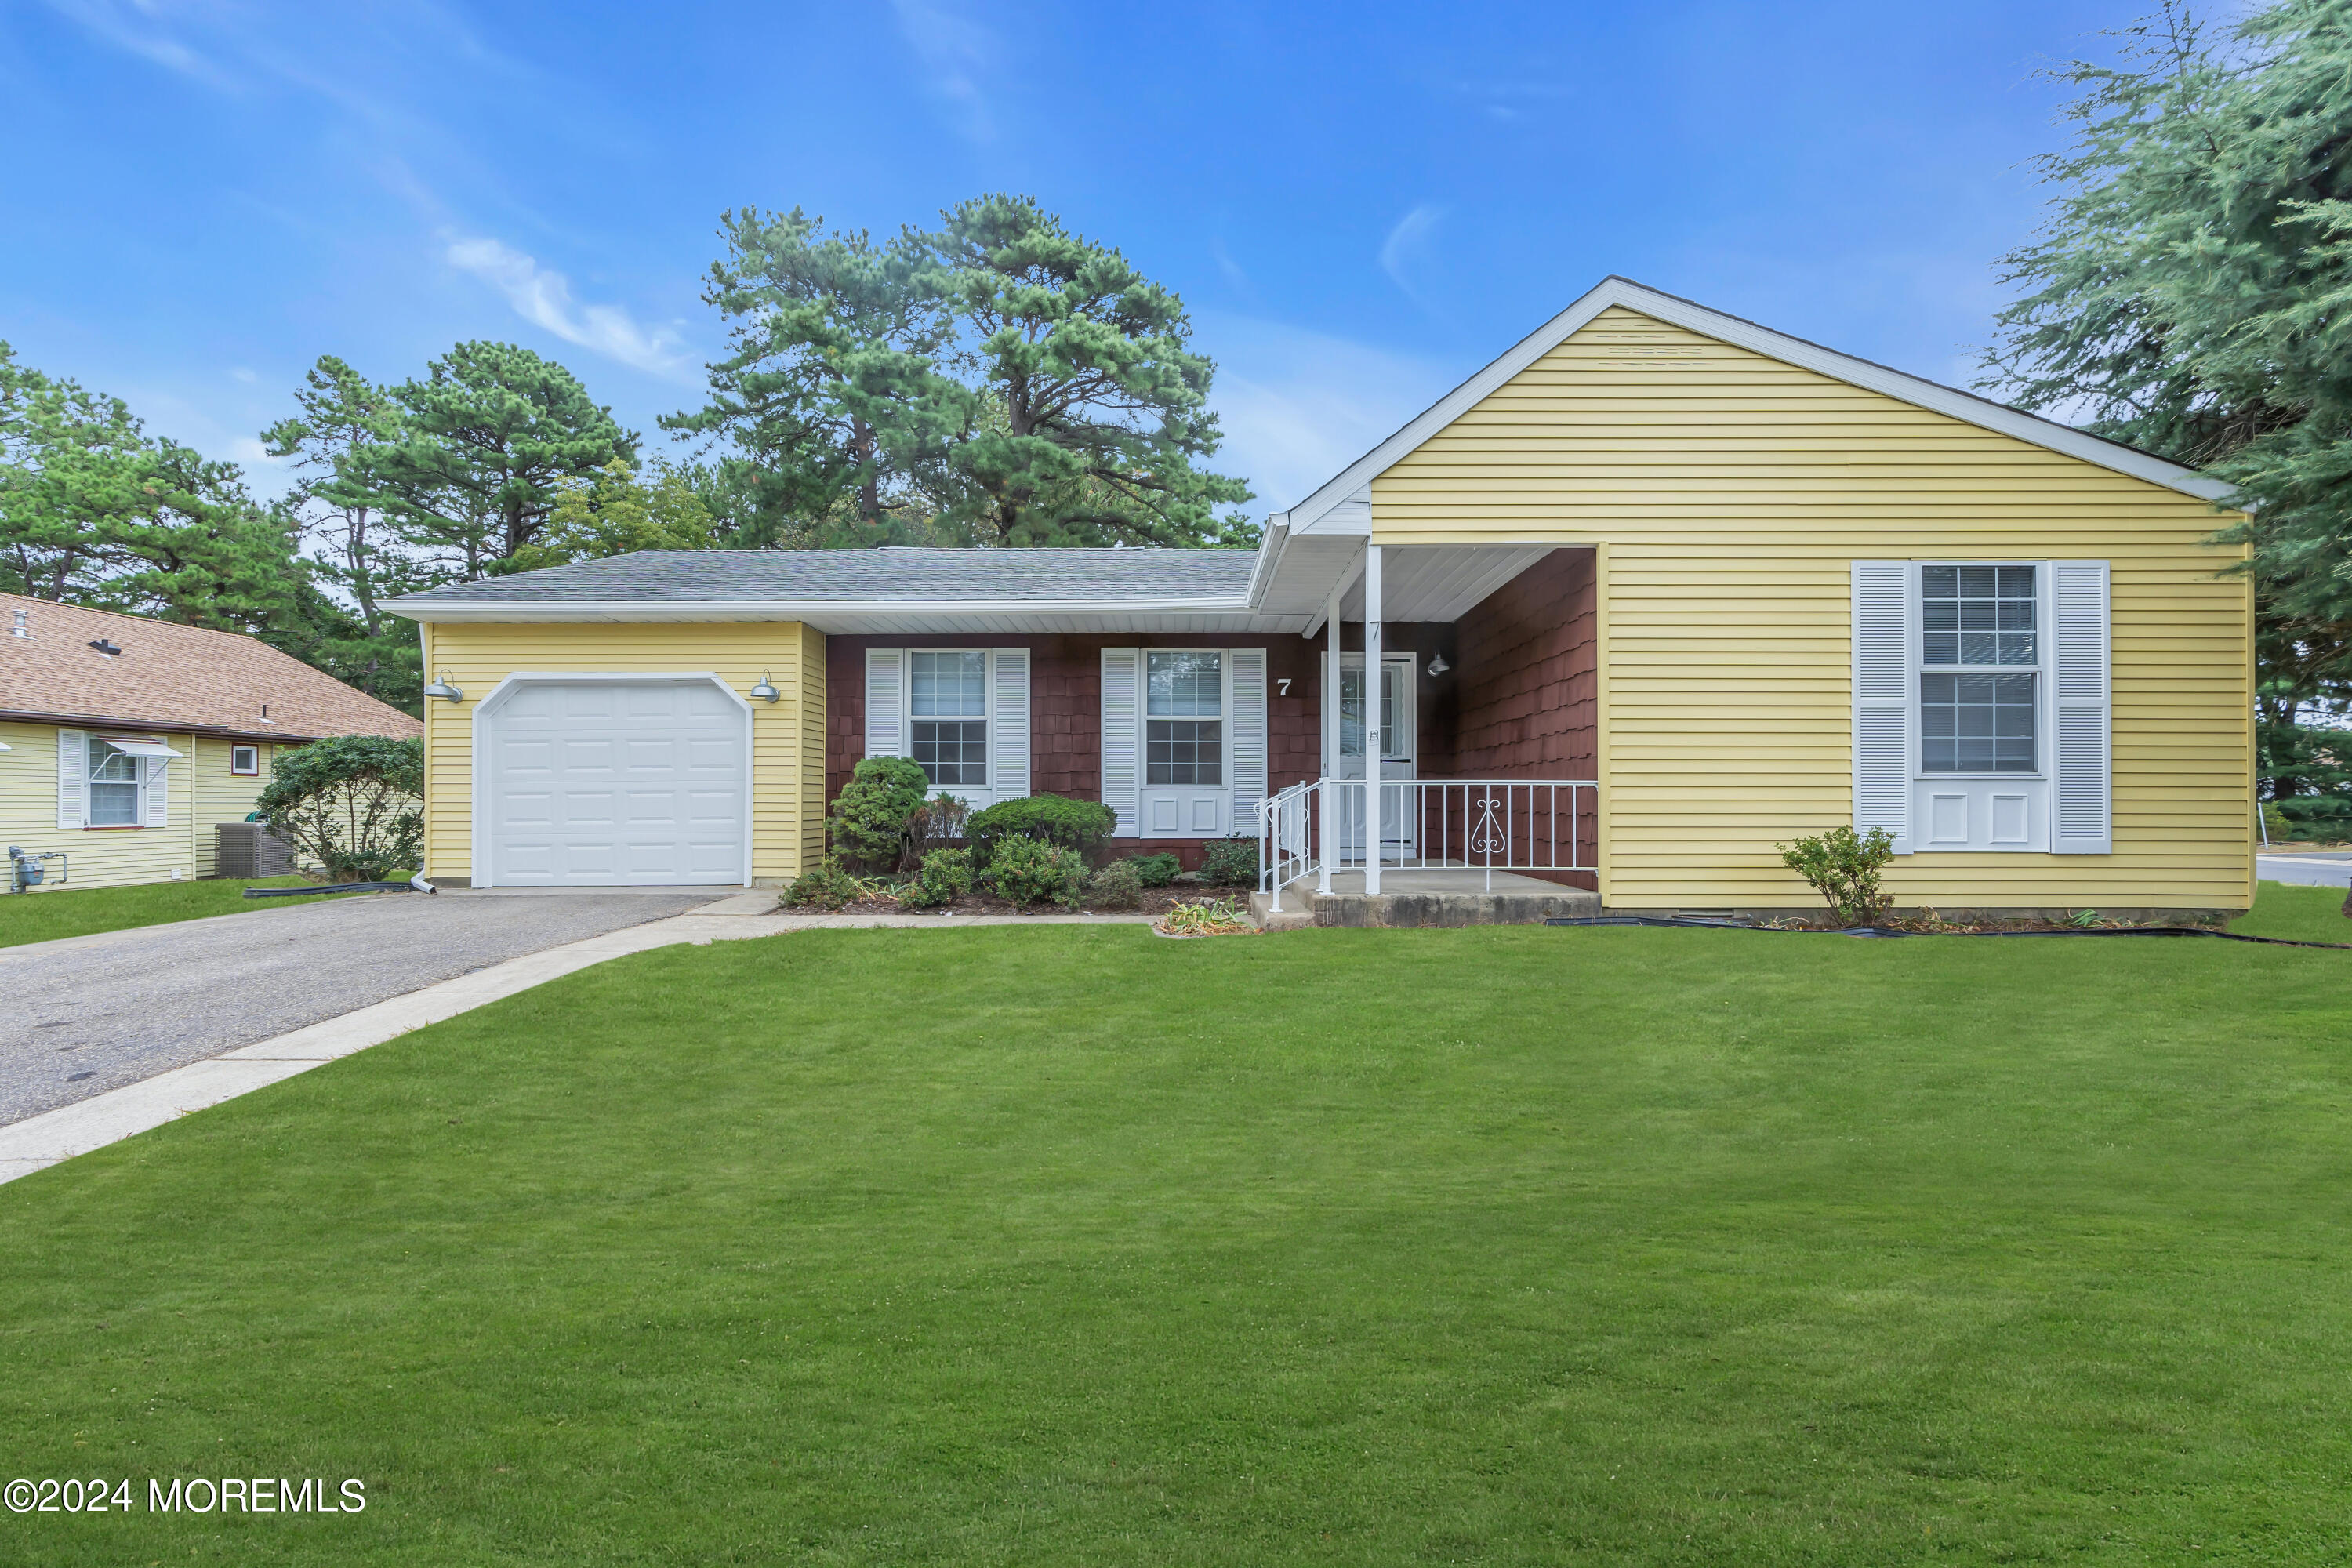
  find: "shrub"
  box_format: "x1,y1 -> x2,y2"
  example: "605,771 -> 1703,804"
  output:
1776,826 -> 1896,927
827,757 -> 931,869
966,793 -> 1116,866
909,793 -> 973,858
783,857 -> 871,910
1084,857 -> 1145,909
254,734 -> 423,883
1197,836 -> 1260,887
1125,851 -> 1181,887
981,835 -> 1091,908
897,847 -> 975,909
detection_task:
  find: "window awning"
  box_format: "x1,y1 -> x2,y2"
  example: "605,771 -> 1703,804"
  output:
95,736 -> 185,758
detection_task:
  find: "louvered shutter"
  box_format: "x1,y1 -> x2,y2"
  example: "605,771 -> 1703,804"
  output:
1850,561 -> 1912,854
2050,560 -> 2112,855
140,749 -> 171,827
1100,648 -> 1141,837
990,649 -> 1030,800
864,649 -> 905,758
56,728 -> 85,829
1229,648 -> 1268,818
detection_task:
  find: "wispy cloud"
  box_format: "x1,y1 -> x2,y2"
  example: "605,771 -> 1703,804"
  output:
39,0 -> 238,88
1200,314 -> 1459,514
444,237 -> 691,379
1379,204 -> 1446,306
890,0 -> 997,143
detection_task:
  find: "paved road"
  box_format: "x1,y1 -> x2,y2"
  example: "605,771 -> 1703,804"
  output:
0,890 -> 724,1127
2259,854 -> 2352,888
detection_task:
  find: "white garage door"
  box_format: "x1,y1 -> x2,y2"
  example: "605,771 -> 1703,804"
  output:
485,679 -> 748,886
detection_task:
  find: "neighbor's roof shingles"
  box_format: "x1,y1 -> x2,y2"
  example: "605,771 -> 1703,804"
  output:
0,594 -> 421,741
387,547 -> 1260,606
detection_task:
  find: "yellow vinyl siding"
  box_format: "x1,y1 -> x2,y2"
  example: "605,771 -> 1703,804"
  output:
416,620 -> 825,885
0,720 -> 201,891
1374,306 -> 2253,913
190,736 -> 278,877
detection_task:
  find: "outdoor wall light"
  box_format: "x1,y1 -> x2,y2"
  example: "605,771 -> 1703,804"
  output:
750,670 -> 780,703
423,670 -> 466,703
1426,652 -> 1450,677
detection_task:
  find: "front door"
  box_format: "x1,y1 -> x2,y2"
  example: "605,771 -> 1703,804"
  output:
1336,653 -> 1417,858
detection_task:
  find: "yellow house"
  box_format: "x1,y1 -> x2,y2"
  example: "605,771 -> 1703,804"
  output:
0,594 -> 421,893
387,279 -> 2252,921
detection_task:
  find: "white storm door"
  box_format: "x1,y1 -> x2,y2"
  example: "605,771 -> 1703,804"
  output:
1335,655 -> 1417,858
488,680 -> 747,886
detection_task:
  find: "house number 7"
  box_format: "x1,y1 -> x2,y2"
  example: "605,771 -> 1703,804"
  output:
1277,678 -> 1292,696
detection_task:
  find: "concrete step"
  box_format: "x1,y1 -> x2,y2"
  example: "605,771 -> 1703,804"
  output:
1247,880 -> 1601,930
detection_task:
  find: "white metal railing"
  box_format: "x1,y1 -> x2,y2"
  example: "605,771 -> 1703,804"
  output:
1258,779 -> 1598,909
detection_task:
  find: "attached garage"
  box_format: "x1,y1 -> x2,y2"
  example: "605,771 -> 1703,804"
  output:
475,675 -> 750,887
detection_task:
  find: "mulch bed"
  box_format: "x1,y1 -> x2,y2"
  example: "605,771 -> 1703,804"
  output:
792,886 -> 1248,918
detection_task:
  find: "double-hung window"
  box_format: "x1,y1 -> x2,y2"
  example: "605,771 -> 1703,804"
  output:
86,736 -> 143,826
1145,651 -> 1223,786
909,651 -> 989,788
1919,564 -> 2038,775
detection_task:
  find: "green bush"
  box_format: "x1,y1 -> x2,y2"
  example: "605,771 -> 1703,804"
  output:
909,793 -> 973,858
255,734 -> 423,883
981,836 -> 1091,908
1197,837 -> 1260,887
1085,858 -> 1145,909
827,757 -> 931,869
897,847 -> 975,909
1776,826 -> 1896,926
966,793 -> 1116,866
783,858 -> 871,910
1124,851 -> 1181,887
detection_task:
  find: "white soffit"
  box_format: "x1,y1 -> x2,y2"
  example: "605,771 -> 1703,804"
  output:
1341,546 -> 1557,622
1274,276 -> 2234,534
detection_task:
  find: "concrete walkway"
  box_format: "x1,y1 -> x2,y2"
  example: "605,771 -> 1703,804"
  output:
0,897 -> 1156,1187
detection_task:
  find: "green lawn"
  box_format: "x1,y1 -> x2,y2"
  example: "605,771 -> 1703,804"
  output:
0,875 -> 372,948
3,887 -> 2351,1563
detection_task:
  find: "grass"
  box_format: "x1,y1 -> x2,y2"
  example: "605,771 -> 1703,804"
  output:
0,874 -> 371,949
3,884 -> 2351,1563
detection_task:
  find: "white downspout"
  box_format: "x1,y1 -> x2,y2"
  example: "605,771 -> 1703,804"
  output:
1363,543 -> 1383,897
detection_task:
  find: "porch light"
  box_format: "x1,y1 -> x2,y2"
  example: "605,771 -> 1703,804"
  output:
750,670 -> 780,703
1426,652 -> 1450,677
423,670 -> 466,704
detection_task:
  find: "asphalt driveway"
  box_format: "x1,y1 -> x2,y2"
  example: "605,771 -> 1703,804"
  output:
2258,853 -> 2352,887
0,889 -> 726,1127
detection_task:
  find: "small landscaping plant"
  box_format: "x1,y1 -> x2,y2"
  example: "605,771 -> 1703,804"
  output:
783,857 -> 873,910
254,734 -> 423,883
896,848 -> 975,910
1084,858 -> 1145,909
1776,825 -> 1896,927
826,757 -> 931,870
1197,836 -> 1261,888
1158,895 -> 1254,935
967,793 -> 1116,866
1124,851 -> 1181,887
909,793 -> 972,859
980,836 -> 1091,908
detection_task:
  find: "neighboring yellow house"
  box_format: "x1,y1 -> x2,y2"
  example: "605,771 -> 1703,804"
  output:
387,278 -> 2253,920
0,594 -> 421,893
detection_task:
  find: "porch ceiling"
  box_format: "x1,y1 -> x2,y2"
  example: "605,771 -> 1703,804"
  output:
1341,546 -> 1560,624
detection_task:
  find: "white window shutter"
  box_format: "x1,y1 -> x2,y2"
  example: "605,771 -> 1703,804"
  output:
1850,561 -> 1912,854
2050,559 -> 2112,855
56,728 -> 85,829
1100,648 -> 1140,837
140,752 -> 171,827
1229,648 -> 1268,817
864,649 -> 905,757
990,648 -> 1030,800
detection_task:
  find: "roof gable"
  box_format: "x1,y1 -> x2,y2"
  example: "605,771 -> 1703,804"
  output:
1277,277 -> 2230,535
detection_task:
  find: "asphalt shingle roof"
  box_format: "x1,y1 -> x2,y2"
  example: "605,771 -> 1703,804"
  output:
389,548 -> 1260,606
0,594 -> 421,741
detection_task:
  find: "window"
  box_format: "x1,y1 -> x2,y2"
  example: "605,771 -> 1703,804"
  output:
87,736 -> 142,826
909,651 -> 988,787
1146,650 -> 1223,786
230,745 -> 260,775
1920,564 -> 2038,773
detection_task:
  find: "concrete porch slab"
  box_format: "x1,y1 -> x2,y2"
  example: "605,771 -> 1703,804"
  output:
1249,869 -> 1599,929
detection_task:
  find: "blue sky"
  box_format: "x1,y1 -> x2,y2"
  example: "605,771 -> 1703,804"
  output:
1,0 -> 2156,516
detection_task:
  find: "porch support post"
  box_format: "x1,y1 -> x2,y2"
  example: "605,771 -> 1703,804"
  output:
1318,578 -> 1340,895
1363,543 -> 1383,896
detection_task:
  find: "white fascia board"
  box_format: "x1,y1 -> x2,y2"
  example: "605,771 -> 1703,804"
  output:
1279,276 -> 2234,532
1240,520 -> 1290,607
390,595 -> 1261,625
